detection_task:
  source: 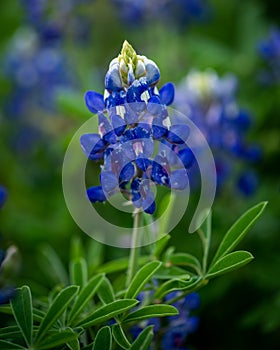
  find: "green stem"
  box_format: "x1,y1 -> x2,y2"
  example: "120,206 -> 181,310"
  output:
126,210 -> 142,287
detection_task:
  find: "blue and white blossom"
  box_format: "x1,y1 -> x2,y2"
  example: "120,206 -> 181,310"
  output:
81,41 -> 194,214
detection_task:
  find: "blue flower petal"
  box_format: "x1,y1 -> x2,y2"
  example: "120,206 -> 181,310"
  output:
151,161 -> 170,186
135,158 -> 152,171
147,95 -> 162,115
145,61 -> 160,86
105,65 -> 123,91
87,186 -> 106,202
166,125 -> 189,144
170,169 -> 188,190
152,117 -> 168,139
178,148 -> 195,168
85,91 -> 105,114
159,82 -> 175,106
100,171 -> 119,193
111,114 -> 126,136
142,191 -> 156,214
119,162 -> 135,183
98,113 -> 116,144
80,133 -> 106,160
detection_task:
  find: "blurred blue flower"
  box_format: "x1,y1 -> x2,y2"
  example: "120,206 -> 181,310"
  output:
5,27 -> 74,115
258,27 -> 280,85
161,292 -> 199,350
174,70 -> 260,195
81,41 -> 194,214
0,186 -> 8,209
112,0 -> 209,29
21,0 -> 91,42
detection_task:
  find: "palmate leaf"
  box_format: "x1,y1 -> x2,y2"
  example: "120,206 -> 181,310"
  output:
211,202 -> 267,265
11,285 -> 33,347
93,326 -> 112,350
206,251 -> 254,279
68,273 -> 105,325
76,299 -> 139,328
130,326 -> 154,350
112,324 -> 131,349
125,261 -> 161,299
0,340 -> 25,349
0,326 -> 23,340
123,304 -> 178,323
35,285 -> 79,344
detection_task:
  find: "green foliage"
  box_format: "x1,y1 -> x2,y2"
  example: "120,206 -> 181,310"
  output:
123,305 -> 178,323
0,202 -> 266,349
125,261 -> 161,299
11,286 -> 33,346
129,326 -> 154,350
211,202 -> 267,264
92,326 -> 112,350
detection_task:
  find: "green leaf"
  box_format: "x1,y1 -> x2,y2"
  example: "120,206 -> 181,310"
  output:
199,209 -> 212,273
154,265 -> 191,279
207,251 -> 254,279
125,261 -> 161,299
39,244 -> 69,285
67,337 -> 80,350
0,326 -> 22,339
123,305 -> 178,323
35,285 -> 79,344
154,277 -> 201,300
93,326 -> 112,350
97,256 -> 149,274
112,324 -> 131,349
157,192 -> 176,238
154,235 -> 171,259
130,326 -> 153,350
212,202 -> 267,264
68,273 -> 105,324
77,299 -> 139,328
88,240 -> 104,274
169,253 -> 202,274
39,330 -> 78,350
0,340 -> 25,349
70,236 -> 85,261
97,277 -> 115,304
11,285 -> 33,346
70,258 -> 88,288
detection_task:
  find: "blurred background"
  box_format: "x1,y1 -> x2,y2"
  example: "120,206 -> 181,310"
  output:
0,0 -> 279,349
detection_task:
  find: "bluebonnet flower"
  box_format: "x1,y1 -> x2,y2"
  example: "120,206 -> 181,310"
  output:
174,70 -> 260,195
112,0 -> 208,29
0,187 -> 16,305
81,41 -> 194,214
258,27 -> 280,85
